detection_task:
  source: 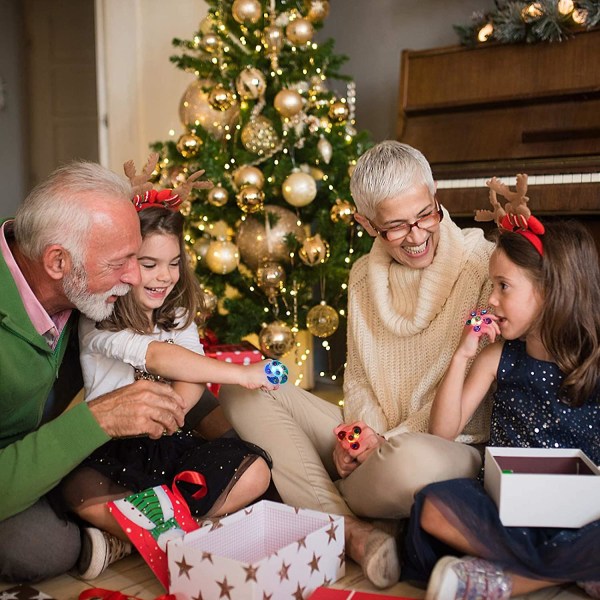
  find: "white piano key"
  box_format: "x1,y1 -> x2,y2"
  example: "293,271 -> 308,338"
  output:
581,173 -> 592,183
562,173 -> 574,184
552,174 -> 564,184
475,178 -> 488,188
540,174 -> 553,185
571,173 -> 582,184
591,173 -> 600,182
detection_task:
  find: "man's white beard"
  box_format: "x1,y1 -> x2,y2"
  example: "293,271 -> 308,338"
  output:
63,264 -> 131,322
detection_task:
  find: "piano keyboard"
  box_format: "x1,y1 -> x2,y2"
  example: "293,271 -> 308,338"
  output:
437,173 -> 600,189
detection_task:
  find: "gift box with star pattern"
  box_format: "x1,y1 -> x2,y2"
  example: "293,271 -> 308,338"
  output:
168,500 -> 345,600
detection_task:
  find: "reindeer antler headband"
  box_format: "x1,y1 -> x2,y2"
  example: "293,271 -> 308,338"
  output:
124,152 -> 213,212
475,173 -> 545,255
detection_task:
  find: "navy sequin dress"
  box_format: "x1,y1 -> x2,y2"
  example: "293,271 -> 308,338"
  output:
403,339 -> 600,584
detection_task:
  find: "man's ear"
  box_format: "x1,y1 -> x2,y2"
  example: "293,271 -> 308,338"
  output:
42,245 -> 71,280
354,213 -> 377,237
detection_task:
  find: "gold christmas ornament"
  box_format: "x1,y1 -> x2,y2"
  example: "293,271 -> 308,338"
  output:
167,166 -> 188,187
256,260 -> 286,297
235,67 -> 267,100
193,235 -> 212,266
285,17 -> 314,45
236,205 -> 306,270
200,287 -> 218,316
274,89 -> 304,118
282,171 -> 317,207
330,197 -> 356,224
306,302 -> 339,338
329,101 -> 350,123
176,132 -> 202,158
232,0 -> 262,24
179,200 -> 193,217
185,245 -> 198,269
208,85 -> 236,112
205,239 -> 240,274
201,33 -> 219,53
236,185 -> 265,213
207,185 -> 229,207
309,167 -> 325,181
298,234 -> 330,266
210,220 -> 234,239
259,320 -> 295,358
179,78 -> 239,140
199,15 -> 215,34
317,136 -> 332,164
262,24 -> 284,55
305,0 -> 330,22
241,116 -> 279,154
233,165 -> 265,190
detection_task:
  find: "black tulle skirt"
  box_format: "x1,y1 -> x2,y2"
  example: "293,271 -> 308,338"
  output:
63,431 -> 271,517
402,478 -> 600,584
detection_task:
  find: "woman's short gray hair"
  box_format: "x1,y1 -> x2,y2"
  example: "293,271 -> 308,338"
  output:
14,161 -> 132,265
350,141 -> 435,219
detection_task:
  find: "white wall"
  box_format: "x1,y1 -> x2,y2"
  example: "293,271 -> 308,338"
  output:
96,0 -> 207,172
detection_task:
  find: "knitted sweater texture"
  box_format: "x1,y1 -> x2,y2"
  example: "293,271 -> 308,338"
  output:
343,213 -> 494,443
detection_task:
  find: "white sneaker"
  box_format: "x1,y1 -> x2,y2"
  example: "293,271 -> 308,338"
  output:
77,527 -> 133,580
426,556 -> 512,600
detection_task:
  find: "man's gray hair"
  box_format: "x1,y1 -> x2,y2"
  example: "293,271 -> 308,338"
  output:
14,161 -> 132,265
350,141 -> 435,219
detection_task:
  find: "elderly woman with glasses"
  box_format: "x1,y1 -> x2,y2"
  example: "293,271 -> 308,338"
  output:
218,141 -> 494,590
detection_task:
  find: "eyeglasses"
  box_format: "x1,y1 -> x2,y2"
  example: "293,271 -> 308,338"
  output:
366,200 -> 444,242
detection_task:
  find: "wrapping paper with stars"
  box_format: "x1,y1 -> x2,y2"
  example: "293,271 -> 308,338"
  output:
0,587 -> 54,600
168,500 -> 345,600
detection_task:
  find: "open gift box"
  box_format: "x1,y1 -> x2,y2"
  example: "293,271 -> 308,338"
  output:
168,500 -> 345,600
484,447 -> 600,528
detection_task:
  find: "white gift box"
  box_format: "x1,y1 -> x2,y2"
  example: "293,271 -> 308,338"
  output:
168,500 -> 345,600
484,447 -> 600,528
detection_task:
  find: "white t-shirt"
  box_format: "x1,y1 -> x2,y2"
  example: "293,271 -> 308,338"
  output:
79,312 -> 204,401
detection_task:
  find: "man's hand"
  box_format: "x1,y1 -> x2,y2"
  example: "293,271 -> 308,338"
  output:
88,380 -> 186,439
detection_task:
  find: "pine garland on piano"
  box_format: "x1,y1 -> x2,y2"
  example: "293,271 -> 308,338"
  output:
455,0 -> 600,46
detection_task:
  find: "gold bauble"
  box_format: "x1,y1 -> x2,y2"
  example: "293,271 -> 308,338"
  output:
232,0 -> 262,24
330,197 -> 356,224
179,78 -> 239,140
329,101 -> 349,122
241,116 -> 279,154
274,89 -> 304,118
285,17 -> 314,45
193,236 -> 212,266
236,205 -> 306,270
233,165 -> 265,190
236,185 -> 265,214
256,260 -> 286,297
179,200 -> 193,217
306,302 -> 339,338
201,33 -> 219,53
282,171 -> 317,207
259,321 -> 295,358
208,85 -> 236,111
176,132 -> 202,158
262,24 -> 284,54
207,186 -> 229,207
298,234 -> 330,266
210,220 -> 234,239
185,245 -> 198,269
205,240 -> 240,274
199,15 -> 215,34
200,287 -> 218,316
235,67 -> 267,100
317,136 -> 332,164
167,166 -> 188,187
305,0 -> 330,22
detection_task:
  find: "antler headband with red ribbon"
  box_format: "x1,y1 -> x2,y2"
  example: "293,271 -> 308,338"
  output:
474,173 -> 545,255
123,152 -> 213,212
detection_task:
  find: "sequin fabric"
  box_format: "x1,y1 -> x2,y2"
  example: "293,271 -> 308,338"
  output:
449,557 -> 512,600
490,339 -> 600,463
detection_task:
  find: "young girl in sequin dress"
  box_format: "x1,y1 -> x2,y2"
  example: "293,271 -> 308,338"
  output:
61,195 -> 278,559
401,220 -> 600,599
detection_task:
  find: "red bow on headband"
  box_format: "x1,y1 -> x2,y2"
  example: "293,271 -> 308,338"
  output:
499,213 -> 545,256
132,189 -> 182,212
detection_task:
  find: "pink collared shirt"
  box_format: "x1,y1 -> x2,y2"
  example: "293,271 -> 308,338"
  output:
1,220 -> 71,349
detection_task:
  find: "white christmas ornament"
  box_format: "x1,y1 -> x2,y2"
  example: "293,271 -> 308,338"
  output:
282,171 -> 317,207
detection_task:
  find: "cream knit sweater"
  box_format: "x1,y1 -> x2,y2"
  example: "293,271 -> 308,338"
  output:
343,211 -> 494,444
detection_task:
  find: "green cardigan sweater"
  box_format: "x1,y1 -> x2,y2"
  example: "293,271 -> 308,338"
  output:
0,220 -> 110,520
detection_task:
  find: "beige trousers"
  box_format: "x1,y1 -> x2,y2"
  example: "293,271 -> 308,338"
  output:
219,384 -> 481,519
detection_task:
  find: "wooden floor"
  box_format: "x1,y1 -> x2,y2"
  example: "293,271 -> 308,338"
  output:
0,384 -> 588,599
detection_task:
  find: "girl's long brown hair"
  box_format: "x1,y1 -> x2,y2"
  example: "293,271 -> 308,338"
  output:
100,207 -> 203,333
496,220 -> 600,406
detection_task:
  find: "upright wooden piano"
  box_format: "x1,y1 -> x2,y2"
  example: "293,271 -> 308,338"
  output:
397,29 -> 600,246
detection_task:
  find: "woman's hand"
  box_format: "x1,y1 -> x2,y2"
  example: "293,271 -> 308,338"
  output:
332,421 -> 385,477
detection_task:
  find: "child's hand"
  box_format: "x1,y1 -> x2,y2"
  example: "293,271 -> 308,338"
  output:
241,360 -> 285,391
456,309 -> 501,359
333,421 -> 383,464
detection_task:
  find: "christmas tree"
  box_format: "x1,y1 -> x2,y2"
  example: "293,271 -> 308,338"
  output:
151,0 -> 373,380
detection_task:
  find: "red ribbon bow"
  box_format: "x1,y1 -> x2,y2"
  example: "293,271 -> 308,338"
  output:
132,189 -> 182,212
499,213 -> 545,256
